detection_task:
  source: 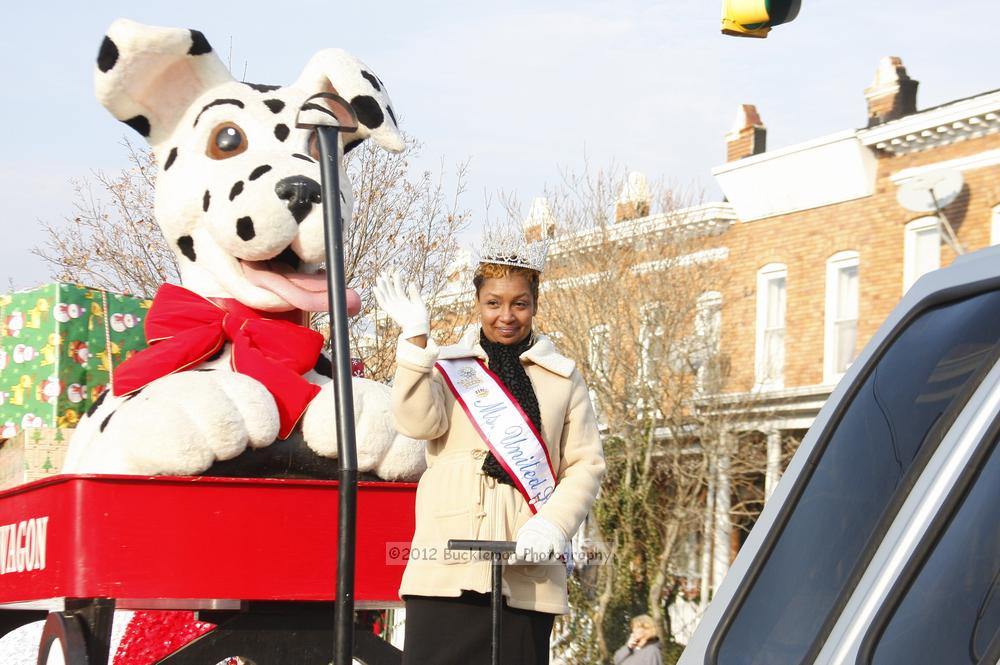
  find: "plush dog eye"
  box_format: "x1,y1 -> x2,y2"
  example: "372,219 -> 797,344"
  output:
206,122 -> 248,159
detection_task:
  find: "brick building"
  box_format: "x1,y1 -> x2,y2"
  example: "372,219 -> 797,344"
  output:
668,56 -> 1000,634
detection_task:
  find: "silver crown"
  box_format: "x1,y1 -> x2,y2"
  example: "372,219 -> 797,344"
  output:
476,224 -> 548,273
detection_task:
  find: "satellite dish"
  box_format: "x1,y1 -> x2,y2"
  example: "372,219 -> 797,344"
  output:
896,169 -> 964,213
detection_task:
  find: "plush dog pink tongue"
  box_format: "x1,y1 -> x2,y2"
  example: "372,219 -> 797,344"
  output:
242,261 -> 361,315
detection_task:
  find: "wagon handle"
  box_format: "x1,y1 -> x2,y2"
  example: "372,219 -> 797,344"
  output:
298,94 -> 360,665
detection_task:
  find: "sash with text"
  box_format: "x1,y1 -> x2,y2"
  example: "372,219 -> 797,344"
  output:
436,358 -> 557,513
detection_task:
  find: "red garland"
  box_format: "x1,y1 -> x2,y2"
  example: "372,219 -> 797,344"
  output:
113,611 -> 217,665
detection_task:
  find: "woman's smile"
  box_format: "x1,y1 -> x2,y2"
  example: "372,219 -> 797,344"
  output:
477,274 -> 537,345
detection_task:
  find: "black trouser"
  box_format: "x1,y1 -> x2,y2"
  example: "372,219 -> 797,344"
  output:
402,592 -> 555,665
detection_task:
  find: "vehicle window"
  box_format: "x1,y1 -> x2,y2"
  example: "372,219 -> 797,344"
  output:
869,429 -> 1000,665
715,289 -> 1000,665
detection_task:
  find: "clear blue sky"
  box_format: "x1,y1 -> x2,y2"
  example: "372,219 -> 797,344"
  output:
1,0 -> 996,290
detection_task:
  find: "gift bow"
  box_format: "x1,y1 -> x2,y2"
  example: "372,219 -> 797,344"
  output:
113,283 -> 324,439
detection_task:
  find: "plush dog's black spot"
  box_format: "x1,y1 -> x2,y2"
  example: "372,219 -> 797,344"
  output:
274,124 -> 290,142
313,355 -> 333,378
193,99 -> 245,127
86,390 -> 108,418
249,165 -> 272,181
99,410 -> 115,433
229,181 -> 244,201
386,106 -> 397,125
351,95 -> 384,130
244,82 -> 280,93
177,235 -> 197,262
236,217 -> 256,241
123,115 -> 151,137
360,70 -> 381,92
97,36 -> 118,72
195,368 -> 218,372
164,147 -> 178,171
188,29 -> 212,56
264,99 -> 285,114
124,387 -> 145,402
344,139 -> 363,154
203,190 -> 211,212
292,153 -> 315,163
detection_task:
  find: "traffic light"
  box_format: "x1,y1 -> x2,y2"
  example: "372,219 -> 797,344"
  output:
721,0 -> 801,38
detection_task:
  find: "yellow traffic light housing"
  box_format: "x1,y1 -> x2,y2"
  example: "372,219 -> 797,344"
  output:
722,0 -> 802,38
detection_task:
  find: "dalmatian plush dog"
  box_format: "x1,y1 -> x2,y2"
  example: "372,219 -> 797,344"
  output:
61,18 -> 426,482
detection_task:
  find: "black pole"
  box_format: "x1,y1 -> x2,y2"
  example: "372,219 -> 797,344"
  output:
492,554 -> 503,665
449,540 -> 516,665
316,126 -> 359,665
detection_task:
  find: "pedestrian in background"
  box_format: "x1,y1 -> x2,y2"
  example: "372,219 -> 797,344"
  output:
613,614 -> 663,665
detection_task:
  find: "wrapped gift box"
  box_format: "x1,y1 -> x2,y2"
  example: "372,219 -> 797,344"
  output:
0,427 -> 73,490
0,284 -> 151,440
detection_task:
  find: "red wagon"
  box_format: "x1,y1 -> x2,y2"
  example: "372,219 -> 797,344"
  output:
0,473 -> 416,664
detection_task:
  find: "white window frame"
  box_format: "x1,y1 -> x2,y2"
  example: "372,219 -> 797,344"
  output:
588,324 -> 610,377
755,264 -> 787,390
695,291 -> 723,393
991,205 -> 1000,246
903,216 -> 941,291
639,302 -> 665,387
824,251 -> 860,385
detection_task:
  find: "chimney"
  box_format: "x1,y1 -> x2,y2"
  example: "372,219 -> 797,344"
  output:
865,56 -> 918,127
726,104 -> 766,162
523,197 -> 556,241
615,172 -> 651,223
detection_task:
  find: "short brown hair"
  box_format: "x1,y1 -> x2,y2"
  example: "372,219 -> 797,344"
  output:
473,263 -> 540,303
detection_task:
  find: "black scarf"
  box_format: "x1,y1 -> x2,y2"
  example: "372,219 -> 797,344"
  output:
479,330 -> 543,486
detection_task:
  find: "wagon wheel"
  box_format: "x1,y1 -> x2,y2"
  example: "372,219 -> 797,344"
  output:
37,612 -> 89,665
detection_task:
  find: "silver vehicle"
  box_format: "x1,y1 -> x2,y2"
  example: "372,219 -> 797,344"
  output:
679,245 -> 1000,665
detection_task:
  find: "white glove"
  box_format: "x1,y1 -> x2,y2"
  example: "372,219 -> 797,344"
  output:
373,271 -> 429,339
514,515 -> 568,564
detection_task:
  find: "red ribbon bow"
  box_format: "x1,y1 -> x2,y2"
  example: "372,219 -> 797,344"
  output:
114,283 -> 324,439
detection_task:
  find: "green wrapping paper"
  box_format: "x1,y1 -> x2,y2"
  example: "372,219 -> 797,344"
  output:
0,427 -> 74,490
0,284 -> 151,439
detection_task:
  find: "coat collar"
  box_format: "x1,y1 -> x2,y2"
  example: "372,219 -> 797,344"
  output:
439,328 -> 576,378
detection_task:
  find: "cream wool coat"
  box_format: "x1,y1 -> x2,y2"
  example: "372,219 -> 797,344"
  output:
393,329 -> 606,614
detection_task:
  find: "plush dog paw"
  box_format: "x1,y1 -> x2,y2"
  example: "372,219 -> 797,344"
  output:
64,370 -> 279,475
301,377 -> 393,470
374,432 -> 427,481
302,377 -> 426,479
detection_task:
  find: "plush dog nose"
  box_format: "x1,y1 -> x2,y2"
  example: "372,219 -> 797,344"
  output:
275,176 -> 322,224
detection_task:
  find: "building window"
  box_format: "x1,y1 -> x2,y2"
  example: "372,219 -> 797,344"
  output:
639,303 -> 665,386
755,264 -> 787,389
695,291 -> 723,392
824,251 -> 859,384
903,217 -> 941,291
588,324 -> 609,376
992,205 -> 1000,246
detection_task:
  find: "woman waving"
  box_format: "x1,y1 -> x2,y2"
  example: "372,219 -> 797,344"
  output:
375,228 -> 605,665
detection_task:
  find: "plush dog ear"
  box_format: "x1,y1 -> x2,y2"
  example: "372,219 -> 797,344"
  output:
94,18 -> 233,148
294,49 -> 404,154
